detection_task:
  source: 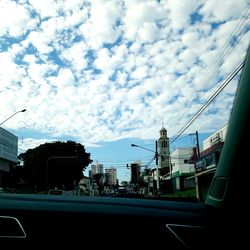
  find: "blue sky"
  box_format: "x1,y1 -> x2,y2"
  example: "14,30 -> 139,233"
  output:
0,0 -> 249,182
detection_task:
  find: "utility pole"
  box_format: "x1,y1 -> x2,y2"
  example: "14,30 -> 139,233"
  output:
131,142 -> 160,196
189,131 -> 201,201
196,131 -> 200,159
155,140 -> 160,195
195,131 -> 200,201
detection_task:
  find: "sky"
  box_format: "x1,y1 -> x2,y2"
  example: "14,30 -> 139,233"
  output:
0,0 -> 249,182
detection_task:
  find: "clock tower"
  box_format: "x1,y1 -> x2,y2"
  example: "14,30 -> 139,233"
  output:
158,126 -> 170,169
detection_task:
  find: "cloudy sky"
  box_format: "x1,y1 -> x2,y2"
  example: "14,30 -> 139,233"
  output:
0,0 -> 249,180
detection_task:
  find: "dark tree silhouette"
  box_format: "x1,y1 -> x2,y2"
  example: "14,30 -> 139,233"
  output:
92,173 -> 109,194
17,141 -> 92,192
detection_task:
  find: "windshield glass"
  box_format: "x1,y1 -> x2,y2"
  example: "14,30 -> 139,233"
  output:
0,0 -> 249,201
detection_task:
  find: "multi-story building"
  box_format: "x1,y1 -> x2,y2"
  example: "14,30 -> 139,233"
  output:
90,162 -> 103,177
105,167 -> 117,186
130,162 -> 140,184
170,147 -> 195,192
0,127 -> 18,186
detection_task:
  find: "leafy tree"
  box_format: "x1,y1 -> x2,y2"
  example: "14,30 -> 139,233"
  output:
92,173 -> 109,194
18,141 -> 92,192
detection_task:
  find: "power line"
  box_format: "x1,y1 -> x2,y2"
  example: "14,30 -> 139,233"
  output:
167,10 -> 249,150
170,58 -> 245,145
86,155 -> 195,168
143,155 -> 156,168
175,8 -> 250,127
170,133 -> 190,144
188,8 -> 250,105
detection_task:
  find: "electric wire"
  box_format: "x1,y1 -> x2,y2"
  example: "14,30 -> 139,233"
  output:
170,59 -> 245,144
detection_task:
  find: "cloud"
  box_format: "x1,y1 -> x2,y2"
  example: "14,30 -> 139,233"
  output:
165,0 -> 201,29
79,0 -> 122,49
138,22 -> 160,43
23,30 -> 53,54
122,0 -> 168,41
181,32 -> 200,47
18,138 -> 54,153
0,0 -> 249,151
0,0 -> 36,37
59,41 -> 88,74
0,51 -> 26,95
28,0 -> 62,19
200,0 -> 249,22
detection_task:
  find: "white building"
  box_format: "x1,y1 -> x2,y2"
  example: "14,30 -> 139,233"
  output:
169,147 -> 195,192
171,148 -> 194,176
105,168 -> 117,186
202,124 -> 228,151
90,162 -> 103,176
0,127 -> 18,186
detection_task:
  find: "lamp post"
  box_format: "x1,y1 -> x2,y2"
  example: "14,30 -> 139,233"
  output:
0,109 -> 26,126
131,141 -> 160,195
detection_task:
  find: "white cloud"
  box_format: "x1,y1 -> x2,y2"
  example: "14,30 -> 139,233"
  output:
0,52 -> 26,88
28,0 -> 62,19
27,63 -> 56,84
0,0 -> 249,149
94,48 -> 111,70
23,30 -> 53,54
52,68 -> 75,88
181,32 -> 200,47
200,0 -> 249,22
60,42 -> 88,73
19,138 -> 54,153
178,49 -> 198,67
0,0 -> 36,37
23,54 -> 38,64
163,0 -> 200,29
138,22 -> 159,43
130,66 -> 148,79
122,0 -> 168,41
79,0 -> 122,49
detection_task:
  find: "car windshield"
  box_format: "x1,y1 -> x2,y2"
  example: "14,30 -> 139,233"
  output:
0,0 -> 249,202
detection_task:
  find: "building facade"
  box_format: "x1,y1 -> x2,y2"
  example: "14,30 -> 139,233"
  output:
0,127 -> 18,186
202,124 -> 228,151
170,147 -> 195,192
90,162 -> 103,177
130,162 -> 140,184
105,167 -> 117,186
193,124 -> 228,201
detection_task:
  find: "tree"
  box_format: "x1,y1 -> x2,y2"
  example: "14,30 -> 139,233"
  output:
92,173 -> 109,194
17,141 -> 92,192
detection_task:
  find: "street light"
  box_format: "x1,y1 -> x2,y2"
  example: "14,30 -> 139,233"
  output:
131,144 -> 156,153
0,109 -> 26,126
131,141 -> 160,195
